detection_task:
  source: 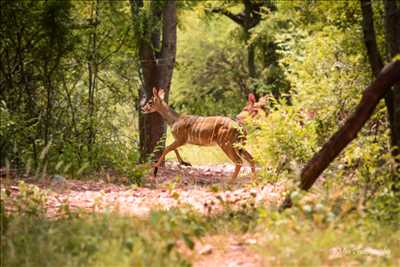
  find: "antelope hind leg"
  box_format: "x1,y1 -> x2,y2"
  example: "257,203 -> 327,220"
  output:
174,149 -> 192,166
219,144 -> 243,181
237,149 -> 257,179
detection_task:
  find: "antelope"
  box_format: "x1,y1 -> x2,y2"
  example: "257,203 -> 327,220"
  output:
238,94 -> 317,128
236,93 -> 269,124
141,87 -> 257,181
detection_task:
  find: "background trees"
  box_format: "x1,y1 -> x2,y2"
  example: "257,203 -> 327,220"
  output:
1,0 -> 138,176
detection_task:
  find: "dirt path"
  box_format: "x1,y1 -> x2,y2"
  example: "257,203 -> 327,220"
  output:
190,234 -> 265,267
4,162 -> 285,217
3,162 -> 286,267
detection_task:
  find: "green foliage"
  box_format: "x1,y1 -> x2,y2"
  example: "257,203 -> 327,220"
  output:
0,0 -> 141,177
172,11 -> 247,116
242,0 -> 400,224
258,206 -> 400,266
2,202 -> 197,266
250,103 -> 318,180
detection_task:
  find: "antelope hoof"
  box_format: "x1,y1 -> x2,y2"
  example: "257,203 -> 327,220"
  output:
181,161 -> 192,167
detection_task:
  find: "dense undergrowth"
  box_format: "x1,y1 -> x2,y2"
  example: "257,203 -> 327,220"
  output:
1,182 -> 399,267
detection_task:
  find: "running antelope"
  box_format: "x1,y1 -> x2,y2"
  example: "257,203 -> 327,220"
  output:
141,87 -> 256,181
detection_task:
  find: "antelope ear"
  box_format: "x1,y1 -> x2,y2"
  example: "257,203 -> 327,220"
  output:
152,87 -> 158,97
158,88 -> 165,100
248,93 -> 256,105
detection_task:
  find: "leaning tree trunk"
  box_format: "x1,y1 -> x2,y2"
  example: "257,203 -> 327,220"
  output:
280,60 -> 400,210
130,0 -> 176,163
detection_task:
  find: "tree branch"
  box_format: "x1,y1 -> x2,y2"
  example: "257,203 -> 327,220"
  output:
210,7 -> 245,26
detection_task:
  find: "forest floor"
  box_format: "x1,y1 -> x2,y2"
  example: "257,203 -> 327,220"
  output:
3,161 -> 286,267
3,162 -> 399,267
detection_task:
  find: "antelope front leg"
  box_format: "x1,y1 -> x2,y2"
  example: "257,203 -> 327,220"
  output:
153,141 -> 184,176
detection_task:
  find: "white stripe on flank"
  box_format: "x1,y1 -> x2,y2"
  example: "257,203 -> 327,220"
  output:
191,117 -> 200,143
197,117 -> 207,144
187,117 -> 194,143
209,117 -> 219,144
220,118 -> 231,144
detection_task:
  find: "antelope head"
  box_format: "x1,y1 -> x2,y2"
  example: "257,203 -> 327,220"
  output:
236,93 -> 269,124
141,87 -> 166,114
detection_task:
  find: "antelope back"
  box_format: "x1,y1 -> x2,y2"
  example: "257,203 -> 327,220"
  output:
171,116 -> 244,146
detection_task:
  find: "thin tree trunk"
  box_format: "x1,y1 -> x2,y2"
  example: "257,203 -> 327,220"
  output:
87,0 -> 99,164
280,60 -> 400,210
248,42 -> 256,78
360,0 -> 383,76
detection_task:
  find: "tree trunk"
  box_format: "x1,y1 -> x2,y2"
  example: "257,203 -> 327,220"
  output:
383,0 -> 400,160
360,0 -> 383,76
361,0 -> 400,179
87,0 -> 99,164
130,0 -> 176,163
210,0 -> 272,81
247,38 -> 256,78
280,60 -> 400,210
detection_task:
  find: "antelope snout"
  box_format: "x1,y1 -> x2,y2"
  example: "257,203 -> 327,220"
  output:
141,104 -> 150,113
236,113 -> 247,124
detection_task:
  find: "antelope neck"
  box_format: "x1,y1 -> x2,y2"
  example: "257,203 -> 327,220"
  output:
157,102 -> 180,126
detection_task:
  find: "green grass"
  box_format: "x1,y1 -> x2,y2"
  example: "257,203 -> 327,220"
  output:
2,200 -> 400,267
2,209 -> 199,267
2,181 -> 399,267
254,212 -> 400,266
